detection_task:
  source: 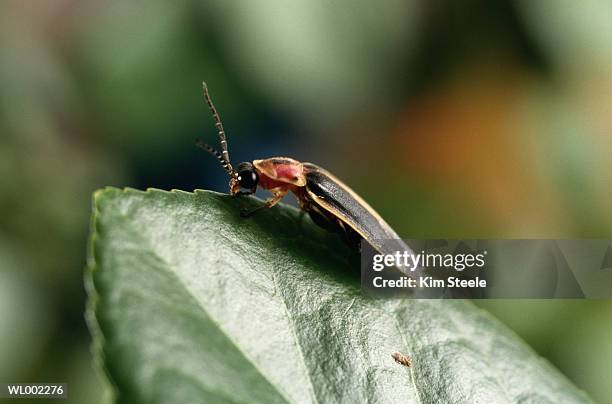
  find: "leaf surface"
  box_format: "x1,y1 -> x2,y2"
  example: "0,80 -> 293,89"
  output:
86,188 -> 591,403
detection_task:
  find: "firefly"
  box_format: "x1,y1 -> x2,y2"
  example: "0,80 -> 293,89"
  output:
197,83 -> 412,255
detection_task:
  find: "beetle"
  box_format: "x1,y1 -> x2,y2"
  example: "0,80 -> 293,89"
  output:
196,83 -> 413,256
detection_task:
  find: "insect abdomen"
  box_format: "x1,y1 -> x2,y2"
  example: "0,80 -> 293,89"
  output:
303,163 -> 414,256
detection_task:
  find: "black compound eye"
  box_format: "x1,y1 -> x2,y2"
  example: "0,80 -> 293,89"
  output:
236,162 -> 259,189
238,169 -> 258,189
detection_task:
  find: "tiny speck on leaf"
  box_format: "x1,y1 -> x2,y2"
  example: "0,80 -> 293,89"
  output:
392,352 -> 411,367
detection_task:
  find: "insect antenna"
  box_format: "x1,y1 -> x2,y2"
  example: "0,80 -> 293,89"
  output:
202,82 -> 233,172
195,139 -> 235,176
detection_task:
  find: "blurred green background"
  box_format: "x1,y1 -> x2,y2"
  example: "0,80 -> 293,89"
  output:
1,0 -> 611,402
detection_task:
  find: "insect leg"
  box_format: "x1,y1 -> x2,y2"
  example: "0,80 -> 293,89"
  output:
234,189 -> 256,196
240,188 -> 288,218
306,205 -> 362,250
307,206 -> 335,230
336,219 -> 362,251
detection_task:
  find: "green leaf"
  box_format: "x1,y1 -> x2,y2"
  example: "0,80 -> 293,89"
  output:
86,188 -> 592,403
